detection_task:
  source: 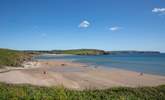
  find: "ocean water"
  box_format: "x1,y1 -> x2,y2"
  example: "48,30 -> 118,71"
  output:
34,54 -> 165,76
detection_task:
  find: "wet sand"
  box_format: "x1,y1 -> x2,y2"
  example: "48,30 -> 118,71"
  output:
0,61 -> 165,90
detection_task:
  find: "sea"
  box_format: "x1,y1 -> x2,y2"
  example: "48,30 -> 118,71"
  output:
34,53 -> 165,76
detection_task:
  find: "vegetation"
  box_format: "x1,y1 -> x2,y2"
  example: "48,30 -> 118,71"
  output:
0,49 -> 33,67
0,83 -> 164,100
52,49 -> 109,55
24,49 -> 109,55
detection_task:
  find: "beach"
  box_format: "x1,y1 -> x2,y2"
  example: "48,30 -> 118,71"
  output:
0,60 -> 164,90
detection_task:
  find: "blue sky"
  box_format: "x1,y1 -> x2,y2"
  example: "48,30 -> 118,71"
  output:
0,0 -> 165,52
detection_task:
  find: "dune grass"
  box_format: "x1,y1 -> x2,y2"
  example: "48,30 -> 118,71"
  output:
0,83 -> 164,100
0,49 -> 32,67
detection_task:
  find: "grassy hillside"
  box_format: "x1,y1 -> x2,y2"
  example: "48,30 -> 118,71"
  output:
0,49 -> 33,67
0,83 -> 164,100
52,49 -> 109,55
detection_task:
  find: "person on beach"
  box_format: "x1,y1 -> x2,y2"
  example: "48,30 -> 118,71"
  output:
43,71 -> 46,74
140,72 -> 143,76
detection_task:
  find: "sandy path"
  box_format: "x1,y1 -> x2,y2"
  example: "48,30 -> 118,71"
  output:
0,61 -> 165,90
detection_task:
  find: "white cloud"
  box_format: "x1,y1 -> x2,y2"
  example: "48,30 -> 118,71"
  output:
109,26 -> 121,31
79,20 -> 90,28
152,8 -> 165,15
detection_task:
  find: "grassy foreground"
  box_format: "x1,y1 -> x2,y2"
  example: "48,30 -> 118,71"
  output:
0,49 -> 33,67
0,83 -> 164,100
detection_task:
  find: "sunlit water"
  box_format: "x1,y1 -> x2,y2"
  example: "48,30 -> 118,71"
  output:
34,54 -> 165,76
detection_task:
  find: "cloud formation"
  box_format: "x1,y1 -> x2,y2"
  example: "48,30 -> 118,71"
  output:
109,26 -> 121,31
79,20 -> 90,28
152,8 -> 165,15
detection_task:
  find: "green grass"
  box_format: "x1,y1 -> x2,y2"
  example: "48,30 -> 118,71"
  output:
0,49 -> 33,67
0,83 -> 164,100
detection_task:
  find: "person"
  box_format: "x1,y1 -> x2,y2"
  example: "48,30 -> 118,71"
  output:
61,64 -> 65,66
140,72 -> 143,76
43,71 -> 46,74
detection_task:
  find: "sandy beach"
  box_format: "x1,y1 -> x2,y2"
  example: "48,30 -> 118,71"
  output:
0,61 -> 165,90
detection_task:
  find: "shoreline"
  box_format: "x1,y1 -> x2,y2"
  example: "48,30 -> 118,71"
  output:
0,60 -> 165,90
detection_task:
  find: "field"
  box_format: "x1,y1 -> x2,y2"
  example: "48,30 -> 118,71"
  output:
0,83 -> 164,100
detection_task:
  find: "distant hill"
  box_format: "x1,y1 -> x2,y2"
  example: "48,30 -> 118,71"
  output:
51,49 -> 109,55
23,49 -> 161,55
62,50 -> 161,55
24,49 -> 109,55
109,51 -> 160,55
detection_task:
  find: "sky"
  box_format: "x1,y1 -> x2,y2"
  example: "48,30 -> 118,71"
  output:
0,0 -> 165,52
